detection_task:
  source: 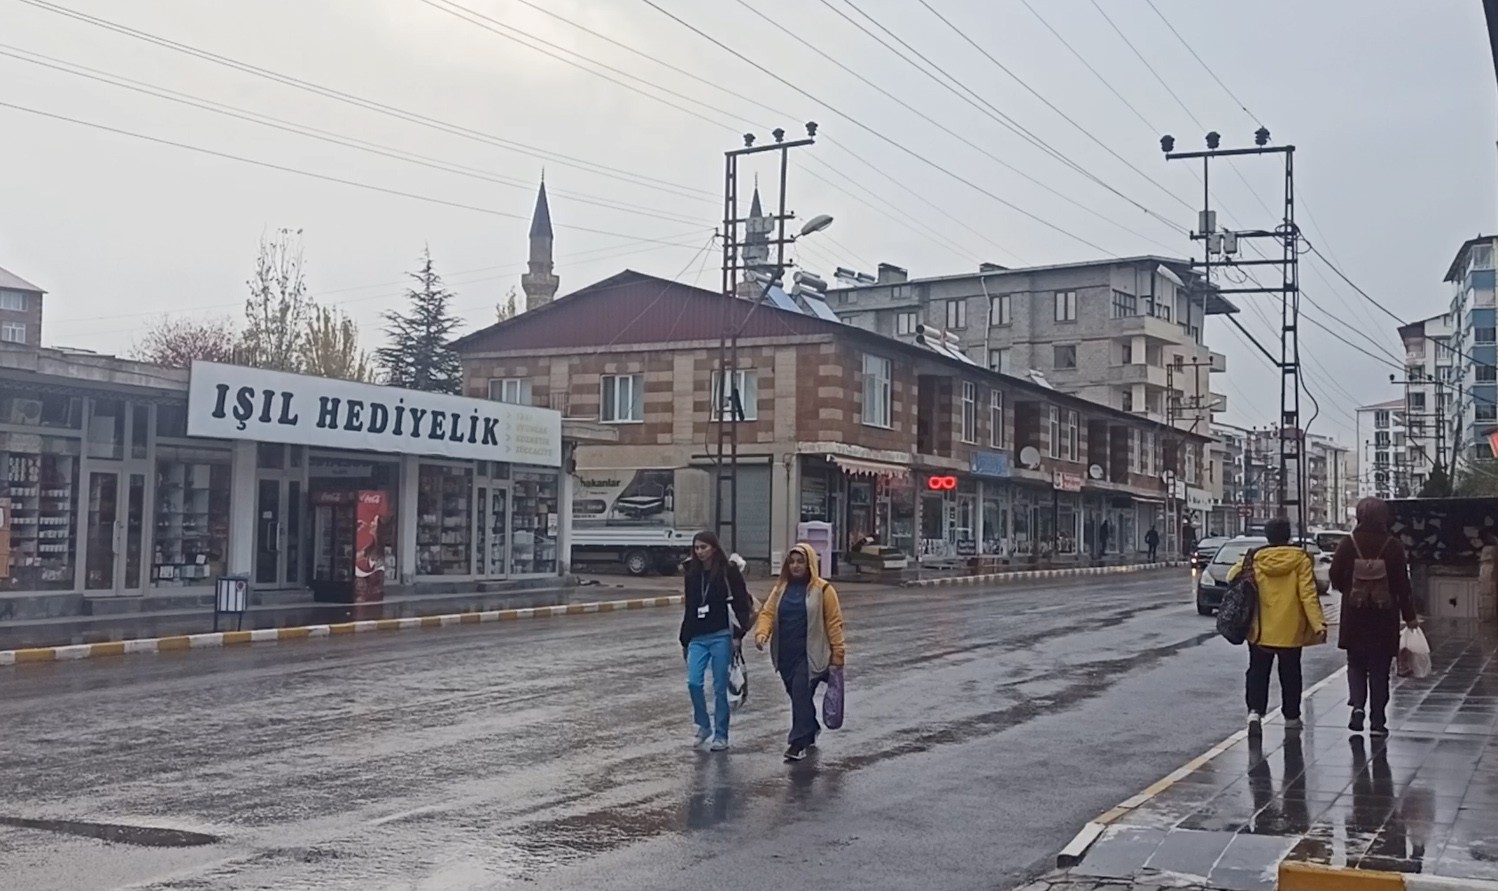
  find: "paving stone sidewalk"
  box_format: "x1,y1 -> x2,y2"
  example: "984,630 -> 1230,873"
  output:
1046,619 -> 1498,891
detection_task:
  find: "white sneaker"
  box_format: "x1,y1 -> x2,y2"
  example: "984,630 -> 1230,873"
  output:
1248,712 -> 1264,731
692,728 -> 711,748
709,738 -> 730,752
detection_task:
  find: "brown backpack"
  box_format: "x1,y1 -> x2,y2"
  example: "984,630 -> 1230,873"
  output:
1348,537 -> 1394,609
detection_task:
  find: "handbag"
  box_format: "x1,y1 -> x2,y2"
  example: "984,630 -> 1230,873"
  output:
823,665 -> 845,729
1216,549 -> 1259,646
728,642 -> 749,709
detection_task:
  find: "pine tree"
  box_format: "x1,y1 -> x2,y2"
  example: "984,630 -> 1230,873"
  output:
378,248 -> 464,393
1418,464 -> 1453,498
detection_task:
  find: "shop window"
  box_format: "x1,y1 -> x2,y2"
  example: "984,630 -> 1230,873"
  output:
512,468 -> 559,574
152,448 -> 231,586
156,404 -> 189,438
601,373 -> 643,423
0,389 -> 82,429
1,435 -> 80,590
87,398 -> 126,459
1056,504 -> 1077,554
711,370 -> 759,421
417,465 -> 474,575
960,381 -> 977,444
131,404 -> 150,460
862,354 -> 892,428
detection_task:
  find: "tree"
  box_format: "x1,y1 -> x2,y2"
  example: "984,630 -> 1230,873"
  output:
495,286 -> 519,323
301,306 -> 374,382
133,315 -> 242,369
242,228 -> 313,372
377,248 -> 463,393
1456,459 -> 1498,497
1418,464 -> 1453,498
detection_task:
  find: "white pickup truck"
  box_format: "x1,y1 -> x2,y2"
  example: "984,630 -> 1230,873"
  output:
571,527 -> 696,576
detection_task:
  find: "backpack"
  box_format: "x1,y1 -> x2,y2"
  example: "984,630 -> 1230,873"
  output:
1348,537 -> 1394,609
1216,549 -> 1260,646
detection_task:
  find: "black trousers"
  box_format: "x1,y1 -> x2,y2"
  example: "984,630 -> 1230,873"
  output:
1147,543 -> 1158,561
1246,644 -> 1304,720
1347,650 -> 1393,729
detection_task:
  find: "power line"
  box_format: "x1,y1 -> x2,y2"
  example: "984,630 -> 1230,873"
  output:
1019,0 -> 1159,133
1088,0 -> 1205,131
1142,0 -> 1260,124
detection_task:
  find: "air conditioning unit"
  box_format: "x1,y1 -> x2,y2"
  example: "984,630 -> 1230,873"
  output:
10,399 -> 41,425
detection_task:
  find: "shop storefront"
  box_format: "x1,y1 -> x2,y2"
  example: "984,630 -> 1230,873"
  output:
0,360 -> 565,601
796,449 -> 911,563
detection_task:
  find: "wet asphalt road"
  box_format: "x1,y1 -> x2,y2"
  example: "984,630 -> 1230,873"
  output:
0,570 -> 1345,891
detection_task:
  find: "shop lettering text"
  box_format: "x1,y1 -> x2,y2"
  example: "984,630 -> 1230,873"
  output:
210,385 -> 507,447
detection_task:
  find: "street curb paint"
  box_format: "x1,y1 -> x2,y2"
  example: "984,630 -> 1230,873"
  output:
1053,664 -> 1352,869
1280,861 -> 1498,891
904,561 -> 1185,588
0,595 -> 688,667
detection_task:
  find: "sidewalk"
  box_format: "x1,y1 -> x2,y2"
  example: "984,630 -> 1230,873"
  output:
1051,620 -> 1498,891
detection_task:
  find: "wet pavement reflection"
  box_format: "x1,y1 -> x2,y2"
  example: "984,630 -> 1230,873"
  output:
1072,620 -> 1498,889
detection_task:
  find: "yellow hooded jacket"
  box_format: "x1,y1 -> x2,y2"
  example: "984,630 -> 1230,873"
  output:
1226,545 -> 1327,648
753,543 -> 846,674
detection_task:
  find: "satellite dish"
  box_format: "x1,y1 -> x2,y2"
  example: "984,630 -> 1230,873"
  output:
1019,446 -> 1041,469
1088,464 -> 1104,480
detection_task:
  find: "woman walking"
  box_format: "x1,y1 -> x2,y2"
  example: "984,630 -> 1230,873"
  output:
1227,516 -> 1328,731
754,543 -> 846,762
680,531 -> 754,752
1329,497 -> 1418,737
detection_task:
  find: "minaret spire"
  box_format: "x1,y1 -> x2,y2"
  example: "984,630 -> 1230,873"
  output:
522,176 -> 559,311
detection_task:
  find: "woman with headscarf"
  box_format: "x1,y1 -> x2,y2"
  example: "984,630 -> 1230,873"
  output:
754,543 -> 846,762
1329,497 -> 1418,737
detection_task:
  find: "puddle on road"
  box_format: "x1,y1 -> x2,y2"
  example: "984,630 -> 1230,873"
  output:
0,816 -> 220,847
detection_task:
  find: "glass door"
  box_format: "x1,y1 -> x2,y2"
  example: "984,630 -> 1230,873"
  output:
486,485 -> 509,577
254,477 -> 304,588
124,472 -> 145,593
85,470 -> 120,591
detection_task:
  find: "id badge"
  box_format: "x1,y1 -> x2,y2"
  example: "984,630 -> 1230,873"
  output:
697,604 -> 710,619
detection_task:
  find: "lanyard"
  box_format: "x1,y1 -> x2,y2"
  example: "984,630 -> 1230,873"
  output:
699,576 -> 711,607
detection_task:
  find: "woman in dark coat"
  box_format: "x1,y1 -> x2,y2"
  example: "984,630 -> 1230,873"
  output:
1329,497 -> 1418,737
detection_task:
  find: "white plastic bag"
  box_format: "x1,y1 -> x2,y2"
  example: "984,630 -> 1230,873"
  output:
728,643 -> 749,709
1398,626 -> 1432,679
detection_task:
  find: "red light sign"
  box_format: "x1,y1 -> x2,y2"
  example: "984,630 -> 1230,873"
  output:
926,475 -> 957,491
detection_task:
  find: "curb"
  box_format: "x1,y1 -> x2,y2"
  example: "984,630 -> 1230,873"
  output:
0,595 -> 686,667
905,561 -> 1184,588
1280,861 -> 1498,891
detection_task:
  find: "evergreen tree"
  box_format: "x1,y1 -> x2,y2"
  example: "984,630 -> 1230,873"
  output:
378,248 -> 464,393
1418,464 -> 1453,498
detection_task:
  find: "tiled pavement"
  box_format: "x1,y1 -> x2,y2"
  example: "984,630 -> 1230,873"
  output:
1054,620 -> 1498,891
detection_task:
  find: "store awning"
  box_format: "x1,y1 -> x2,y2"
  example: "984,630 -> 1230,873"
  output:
829,455 -> 910,479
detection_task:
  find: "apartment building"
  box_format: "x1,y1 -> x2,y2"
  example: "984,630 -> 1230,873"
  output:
452,270 -> 1210,571
826,258 -> 1232,432
1396,312 -> 1459,484
1443,236 -> 1498,463
1355,399 -> 1408,500
0,266 -> 45,350
1237,427 -> 1352,530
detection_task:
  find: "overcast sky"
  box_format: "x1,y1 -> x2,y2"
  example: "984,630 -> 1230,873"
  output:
1,0 -> 1494,449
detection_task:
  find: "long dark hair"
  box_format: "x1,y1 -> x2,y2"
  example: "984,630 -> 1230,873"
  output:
691,530 -> 729,578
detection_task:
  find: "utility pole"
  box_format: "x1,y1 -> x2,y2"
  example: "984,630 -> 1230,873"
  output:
715,123 -> 818,554
1166,356 -> 1214,554
1162,128 -> 1305,536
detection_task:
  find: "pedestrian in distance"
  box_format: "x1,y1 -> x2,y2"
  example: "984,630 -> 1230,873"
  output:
1329,497 -> 1418,737
680,531 -> 754,752
1145,524 -> 1160,562
754,543 -> 846,763
1227,516 -> 1328,732
1098,518 -> 1111,561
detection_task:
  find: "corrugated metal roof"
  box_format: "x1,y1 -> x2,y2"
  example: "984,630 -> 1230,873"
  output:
0,265 -> 44,293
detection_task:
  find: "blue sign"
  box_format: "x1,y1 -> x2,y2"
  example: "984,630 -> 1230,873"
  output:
970,451 -> 1011,479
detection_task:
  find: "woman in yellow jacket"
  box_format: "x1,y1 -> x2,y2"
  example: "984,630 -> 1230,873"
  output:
1226,516 -> 1328,731
754,543 -> 846,762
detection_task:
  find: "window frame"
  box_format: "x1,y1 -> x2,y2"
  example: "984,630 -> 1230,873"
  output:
1047,405 -> 1061,459
1053,344 -> 1077,370
600,373 -> 644,424
1111,290 -> 1138,319
945,299 -> 967,329
0,321 -> 27,345
488,377 -> 531,405
710,369 -> 759,421
991,294 -> 1012,326
1064,409 -> 1079,462
989,389 -> 1004,448
960,381 -> 978,444
1054,290 -> 1077,323
0,290 -> 27,312
862,353 -> 893,429
895,311 -> 918,336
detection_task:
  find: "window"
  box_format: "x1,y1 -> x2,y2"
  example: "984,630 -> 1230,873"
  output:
990,390 -> 1004,447
1406,365 -> 1425,381
1473,244 -> 1495,270
488,378 -> 531,405
1409,392 -> 1427,410
961,381 -> 977,443
1374,410 -> 1390,429
1185,445 -> 1196,484
710,369 -> 759,421
1478,403 -> 1498,422
1476,327 -> 1496,344
1054,290 -> 1077,322
1143,431 -> 1155,476
896,311 -> 918,336
991,294 -> 1011,325
1375,451 -> 1389,467
600,373 -> 643,423
1439,365 -> 1458,381
988,348 -> 1009,373
1053,344 -> 1077,369
1064,410 -> 1079,462
1119,341 -> 1133,364
862,353 -> 892,428
1121,390 -> 1134,412
1478,365 -> 1498,383
1129,429 -> 1142,473
945,299 -> 967,329
1111,290 -> 1138,318
0,322 -> 26,345
1048,406 -> 1061,459
0,290 -> 27,311
1375,431 -> 1391,448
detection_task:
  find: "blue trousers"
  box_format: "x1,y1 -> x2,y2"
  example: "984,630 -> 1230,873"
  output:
779,660 -> 824,748
687,630 -> 733,741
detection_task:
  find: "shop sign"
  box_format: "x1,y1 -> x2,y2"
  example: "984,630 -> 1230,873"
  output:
1186,486 -> 1213,513
926,474 -> 958,491
969,451 -> 1011,479
1052,471 -> 1083,492
956,538 -> 977,557
573,468 -> 692,527
186,362 -> 562,466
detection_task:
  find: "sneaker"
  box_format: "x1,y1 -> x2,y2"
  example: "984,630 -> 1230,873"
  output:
1349,708 -> 1366,732
692,728 -> 711,748
1370,725 -> 1390,738
783,745 -> 807,762
709,738 -> 730,752
1248,712 -> 1264,732
1284,717 -> 1304,730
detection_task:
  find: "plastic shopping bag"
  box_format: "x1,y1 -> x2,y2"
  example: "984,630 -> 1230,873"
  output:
728,643 -> 749,710
823,666 -> 845,730
1398,626 -> 1432,679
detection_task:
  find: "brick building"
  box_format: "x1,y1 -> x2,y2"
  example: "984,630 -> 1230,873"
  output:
453,271 -> 1209,571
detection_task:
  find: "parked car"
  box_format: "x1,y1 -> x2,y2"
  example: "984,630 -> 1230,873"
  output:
1190,536 -> 1232,573
1196,535 -> 1330,616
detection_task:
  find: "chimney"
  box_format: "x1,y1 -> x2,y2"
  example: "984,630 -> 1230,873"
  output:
876,263 -> 908,284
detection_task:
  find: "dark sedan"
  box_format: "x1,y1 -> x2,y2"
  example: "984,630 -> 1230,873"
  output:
1190,536 -> 1232,573
1196,536 -> 1266,615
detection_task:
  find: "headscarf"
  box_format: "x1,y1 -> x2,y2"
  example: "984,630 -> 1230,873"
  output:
1355,496 -> 1391,531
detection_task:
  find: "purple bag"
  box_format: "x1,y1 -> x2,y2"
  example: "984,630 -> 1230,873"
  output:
823,666 -> 845,730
